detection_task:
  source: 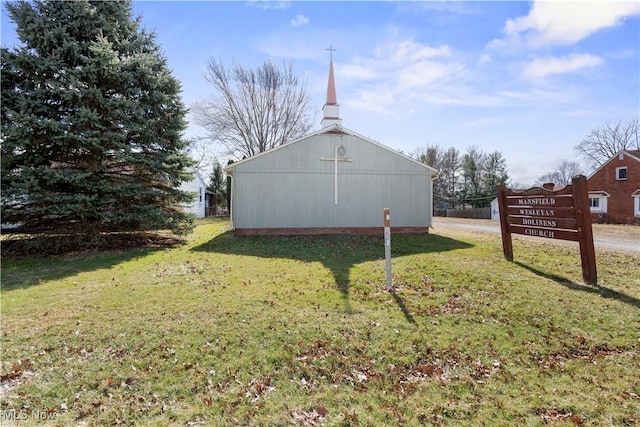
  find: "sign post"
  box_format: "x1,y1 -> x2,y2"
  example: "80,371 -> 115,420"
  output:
497,175 -> 597,285
383,207 -> 392,291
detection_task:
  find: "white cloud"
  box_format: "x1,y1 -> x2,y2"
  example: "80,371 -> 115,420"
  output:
521,53 -> 604,79
497,86 -> 578,104
490,1 -> 639,49
291,14 -> 309,27
388,40 -> 451,63
606,48 -> 637,59
478,54 -> 492,65
398,60 -> 460,89
347,86 -> 399,115
336,38 -> 464,112
247,1 -> 290,10
399,1 -> 479,15
339,64 -> 378,80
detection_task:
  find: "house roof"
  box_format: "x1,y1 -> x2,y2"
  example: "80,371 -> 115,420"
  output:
191,169 -> 207,187
628,149 -> 640,159
225,123 -> 438,177
588,149 -> 640,179
588,190 -> 611,197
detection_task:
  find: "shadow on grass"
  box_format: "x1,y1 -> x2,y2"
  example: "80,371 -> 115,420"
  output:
1,241 -> 178,292
192,231 -> 473,317
390,291 -> 416,324
514,261 -> 640,311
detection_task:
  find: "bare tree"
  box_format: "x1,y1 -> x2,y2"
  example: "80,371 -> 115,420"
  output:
440,147 -> 461,208
412,145 -> 442,168
575,119 -> 639,171
536,160 -> 584,187
192,58 -> 314,159
187,136 -> 218,179
414,145 -> 450,210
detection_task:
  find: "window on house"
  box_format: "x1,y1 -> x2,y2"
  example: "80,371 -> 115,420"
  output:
588,195 -> 608,213
199,187 -> 203,203
616,167 -> 627,180
635,195 -> 640,217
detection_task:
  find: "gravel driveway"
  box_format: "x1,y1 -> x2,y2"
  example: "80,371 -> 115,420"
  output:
432,217 -> 640,254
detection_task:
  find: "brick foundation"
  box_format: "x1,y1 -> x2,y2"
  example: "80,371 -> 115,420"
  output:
233,227 -> 430,236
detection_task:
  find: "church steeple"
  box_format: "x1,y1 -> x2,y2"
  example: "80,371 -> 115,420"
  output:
321,46 -> 342,128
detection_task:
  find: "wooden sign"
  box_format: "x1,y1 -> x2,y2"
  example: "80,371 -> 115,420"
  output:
497,175 -> 597,285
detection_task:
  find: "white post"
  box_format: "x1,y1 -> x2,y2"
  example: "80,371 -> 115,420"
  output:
384,207 -> 392,291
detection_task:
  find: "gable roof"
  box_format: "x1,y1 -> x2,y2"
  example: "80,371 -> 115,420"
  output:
587,149 -> 640,179
191,169 -> 207,187
225,123 -> 438,177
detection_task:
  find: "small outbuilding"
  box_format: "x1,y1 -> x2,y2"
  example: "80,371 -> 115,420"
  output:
225,57 -> 438,235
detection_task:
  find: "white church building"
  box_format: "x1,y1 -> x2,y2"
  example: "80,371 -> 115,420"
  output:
225,56 -> 438,235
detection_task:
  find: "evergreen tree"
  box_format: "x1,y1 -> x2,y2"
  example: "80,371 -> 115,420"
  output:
460,147 -> 485,208
1,0 -> 194,236
206,161 -> 226,215
225,159 -> 234,211
481,151 -> 508,201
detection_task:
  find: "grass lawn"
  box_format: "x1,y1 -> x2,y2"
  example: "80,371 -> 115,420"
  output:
1,218 -> 639,426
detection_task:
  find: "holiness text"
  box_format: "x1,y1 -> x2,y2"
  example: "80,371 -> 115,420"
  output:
522,218 -> 556,227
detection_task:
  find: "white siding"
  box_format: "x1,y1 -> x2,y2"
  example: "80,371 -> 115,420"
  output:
490,198 -> 500,221
229,130 -> 436,230
179,171 -> 206,218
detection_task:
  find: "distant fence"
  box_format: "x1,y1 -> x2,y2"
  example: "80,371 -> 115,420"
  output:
445,207 -> 491,219
205,208 -> 228,217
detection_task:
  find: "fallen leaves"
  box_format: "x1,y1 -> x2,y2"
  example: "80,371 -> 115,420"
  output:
535,408 -> 585,424
290,406 -> 328,426
1,360 -> 32,382
621,391 -> 640,400
530,338 -> 632,372
242,376 -> 275,403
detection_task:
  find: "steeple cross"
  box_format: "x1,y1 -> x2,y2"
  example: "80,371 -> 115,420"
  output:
326,45 -> 337,62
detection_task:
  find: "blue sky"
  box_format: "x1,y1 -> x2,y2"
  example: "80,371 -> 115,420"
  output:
2,1 -> 639,185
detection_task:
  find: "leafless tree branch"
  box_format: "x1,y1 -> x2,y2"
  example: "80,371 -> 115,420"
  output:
192,58 -> 313,160
575,119 -> 639,171
536,160 -> 584,186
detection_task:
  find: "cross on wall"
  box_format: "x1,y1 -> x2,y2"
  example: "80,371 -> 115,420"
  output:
320,144 -> 352,206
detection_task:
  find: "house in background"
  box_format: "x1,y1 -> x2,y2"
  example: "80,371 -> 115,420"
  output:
490,197 -> 500,221
225,57 -> 438,235
179,169 -> 207,218
587,149 -> 640,224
